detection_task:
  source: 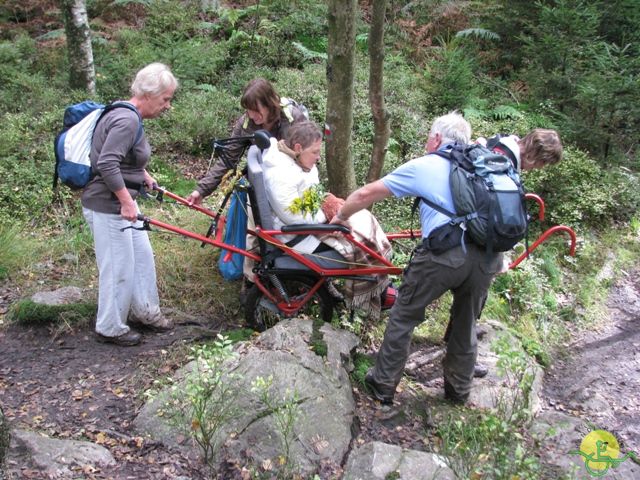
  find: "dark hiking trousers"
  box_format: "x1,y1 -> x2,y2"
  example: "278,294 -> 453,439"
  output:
371,242 -> 503,400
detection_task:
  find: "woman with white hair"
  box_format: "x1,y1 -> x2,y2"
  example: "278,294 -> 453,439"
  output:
81,62 -> 178,346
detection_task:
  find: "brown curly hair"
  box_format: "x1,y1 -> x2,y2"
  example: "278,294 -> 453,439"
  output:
520,129 -> 563,168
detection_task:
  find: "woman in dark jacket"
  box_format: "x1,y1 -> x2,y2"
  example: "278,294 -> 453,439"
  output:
186,78 -> 307,205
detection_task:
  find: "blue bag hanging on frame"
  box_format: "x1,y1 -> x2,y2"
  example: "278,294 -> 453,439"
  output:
218,188 -> 248,280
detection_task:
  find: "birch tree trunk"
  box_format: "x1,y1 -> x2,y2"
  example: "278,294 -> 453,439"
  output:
365,0 -> 391,183
60,0 -> 96,94
325,0 -> 357,198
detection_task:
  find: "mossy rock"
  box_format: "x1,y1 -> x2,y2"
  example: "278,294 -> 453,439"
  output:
310,317 -> 328,357
7,299 -> 96,326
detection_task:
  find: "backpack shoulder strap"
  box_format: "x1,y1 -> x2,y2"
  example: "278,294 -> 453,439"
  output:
101,102 -> 145,145
413,147 -> 478,223
486,134 -> 519,168
279,97 -> 297,123
411,150 -> 459,219
431,150 -> 451,161
486,134 -> 505,150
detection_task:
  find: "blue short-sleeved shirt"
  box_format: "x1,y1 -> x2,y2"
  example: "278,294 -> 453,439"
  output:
381,148 -> 454,238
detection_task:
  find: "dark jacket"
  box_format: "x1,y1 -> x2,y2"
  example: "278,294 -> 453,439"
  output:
195,104 -> 307,197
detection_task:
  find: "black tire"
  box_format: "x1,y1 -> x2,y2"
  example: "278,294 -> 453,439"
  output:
244,274 -> 334,331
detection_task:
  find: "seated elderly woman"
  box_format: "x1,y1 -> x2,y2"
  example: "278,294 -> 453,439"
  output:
261,120 -> 393,317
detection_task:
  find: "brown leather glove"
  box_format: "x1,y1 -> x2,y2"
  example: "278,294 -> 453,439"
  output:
321,193 -> 345,222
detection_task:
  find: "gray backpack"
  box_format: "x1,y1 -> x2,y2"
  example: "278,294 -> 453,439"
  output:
416,143 -> 528,254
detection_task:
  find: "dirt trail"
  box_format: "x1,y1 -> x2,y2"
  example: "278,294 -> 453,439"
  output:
1,269 -> 639,478
543,268 -> 640,455
0,312 -> 224,479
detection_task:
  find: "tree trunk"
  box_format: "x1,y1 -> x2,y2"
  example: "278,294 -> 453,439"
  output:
365,0 -> 390,183
0,405 -> 9,469
325,0 -> 357,198
60,0 -> 96,94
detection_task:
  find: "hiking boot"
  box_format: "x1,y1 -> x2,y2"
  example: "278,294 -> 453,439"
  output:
129,318 -> 174,332
141,322 -> 174,333
381,283 -> 397,310
364,370 -> 395,405
96,330 -> 141,346
474,363 -> 489,378
444,380 -> 469,405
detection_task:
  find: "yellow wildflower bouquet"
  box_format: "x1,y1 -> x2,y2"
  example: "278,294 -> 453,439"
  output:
288,185 -> 326,218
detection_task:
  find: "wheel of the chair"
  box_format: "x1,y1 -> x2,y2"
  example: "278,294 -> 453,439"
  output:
244,274 -> 335,332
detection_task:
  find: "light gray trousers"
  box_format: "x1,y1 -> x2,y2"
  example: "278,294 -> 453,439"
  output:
371,243 -> 502,398
83,207 -> 164,337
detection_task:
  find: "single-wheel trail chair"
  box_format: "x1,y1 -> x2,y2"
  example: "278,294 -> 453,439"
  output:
133,130 -> 577,331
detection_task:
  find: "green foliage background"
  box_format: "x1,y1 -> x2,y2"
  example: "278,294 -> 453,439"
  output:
0,1 -> 638,476
0,0 -> 637,318
0,0 -> 637,336
0,0 -> 638,227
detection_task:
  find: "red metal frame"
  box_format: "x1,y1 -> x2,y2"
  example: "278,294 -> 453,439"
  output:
140,186 -> 577,317
154,185 -> 219,218
525,193 -> 545,221
252,274 -> 326,317
508,225 -> 577,269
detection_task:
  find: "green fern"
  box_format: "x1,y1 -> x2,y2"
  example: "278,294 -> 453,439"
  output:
491,105 -> 523,120
292,41 -> 327,61
356,32 -> 369,51
455,28 -> 500,41
462,106 -> 488,120
110,0 -> 152,6
35,29 -> 65,41
197,21 -> 217,31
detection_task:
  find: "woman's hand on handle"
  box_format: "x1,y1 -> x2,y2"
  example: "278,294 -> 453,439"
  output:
114,187 -> 138,222
143,169 -> 157,190
186,190 -> 202,206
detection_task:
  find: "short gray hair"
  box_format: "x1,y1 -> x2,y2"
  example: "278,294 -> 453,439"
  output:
130,62 -> 178,97
429,111 -> 471,145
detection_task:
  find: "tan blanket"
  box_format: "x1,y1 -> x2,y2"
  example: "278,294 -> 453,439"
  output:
318,209 -> 392,320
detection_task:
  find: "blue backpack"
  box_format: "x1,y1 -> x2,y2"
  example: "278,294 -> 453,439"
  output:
53,101 -> 143,190
218,188 -> 248,280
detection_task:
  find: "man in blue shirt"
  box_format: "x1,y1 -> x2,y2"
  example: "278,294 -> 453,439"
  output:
331,112 -> 503,404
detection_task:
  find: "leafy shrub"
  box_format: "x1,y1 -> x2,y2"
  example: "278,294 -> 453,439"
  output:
0,33 -> 36,66
0,36 -> 67,113
274,65 -> 327,123
167,39 -> 230,89
469,107 -> 559,141
0,110 -> 60,226
437,410 -> 541,479
143,0 -> 201,43
523,147 -> 640,227
261,0 -> 328,45
149,87 -> 237,155
153,337 -> 241,468
251,375 -> 302,476
422,40 -> 479,112
93,27 -> 157,99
